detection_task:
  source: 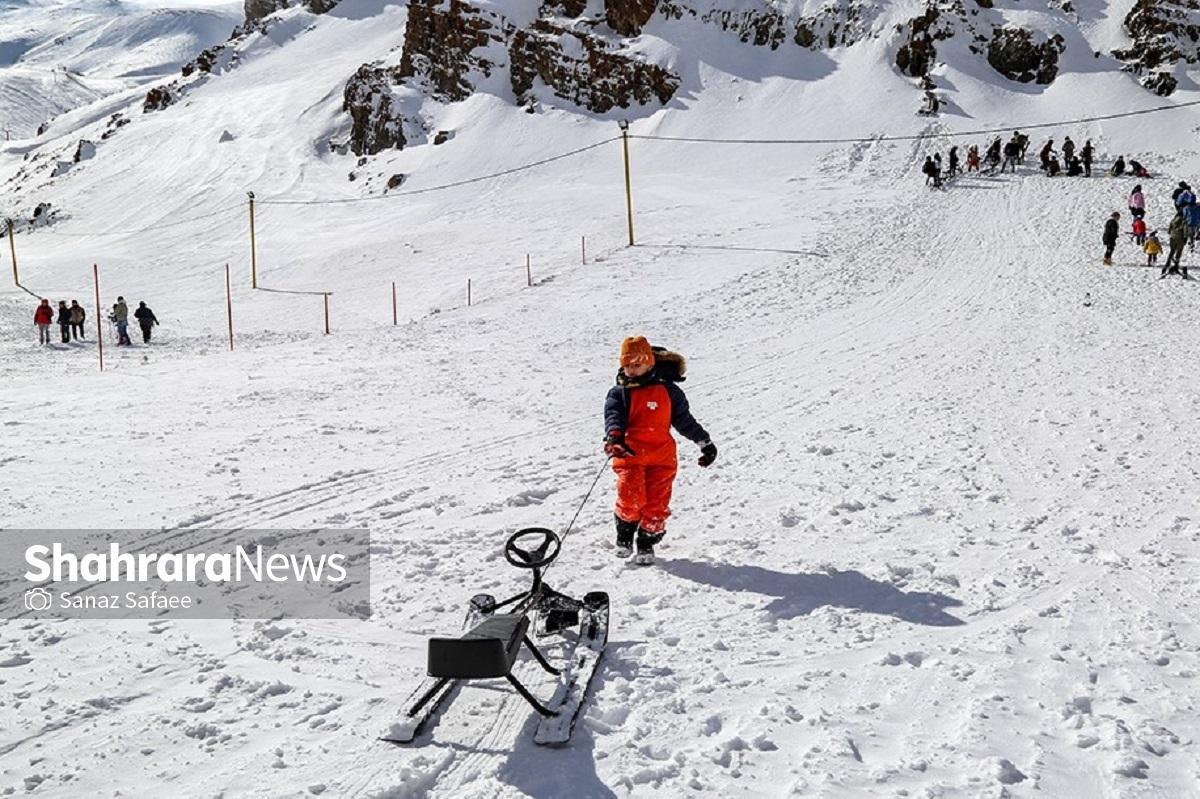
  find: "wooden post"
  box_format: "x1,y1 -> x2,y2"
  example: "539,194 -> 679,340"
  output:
526,253 -> 531,287
621,126 -> 635,246
467,278 -> 472,307
225,263 -> 234,351
392,281 -> 397,326
247,191 -> 257,289
93,264 -> 104,372
581,235 -> 586,265
323,293 -> 330,335
7,218 -> 17,286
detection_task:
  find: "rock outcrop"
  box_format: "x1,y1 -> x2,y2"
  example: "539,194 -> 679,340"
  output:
343,66 -> 408,156
1111,0 -> 1200,96
987,27 -> 1065,84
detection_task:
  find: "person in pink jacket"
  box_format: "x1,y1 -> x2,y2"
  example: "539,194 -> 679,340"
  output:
1128,185 -> 1146,220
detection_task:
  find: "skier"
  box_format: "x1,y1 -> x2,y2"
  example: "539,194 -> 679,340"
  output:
604,336 -> 716,565
1132,216 -> 1147,246
1046,155 -> 1062,177
1080,140 -> 1094,177
1102,212 -> 1120,265
1163,212 -> 1189,278
1110,156 -> 1126,177
933,153 -> 944,185
1129,159 -> 1149,178
69,300 -> 85,341
1144,231 -> 1162,268
33,299 -> 53,345
112,296 -> 131,345
1128,185 -> 1145,220
1066,156 -> 1084,177
966,145 -> 980,173
56,300 -> 71,344
134,301 -> 158,344
947,146 -> 960,178
1062,136 -> 1076,164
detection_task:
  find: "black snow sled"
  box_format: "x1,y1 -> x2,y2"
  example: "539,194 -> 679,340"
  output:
382,527 -> 609,747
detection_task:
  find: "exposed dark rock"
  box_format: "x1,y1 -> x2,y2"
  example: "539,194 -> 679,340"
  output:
509,20 -> 679,112
387,174 -> 407,189
305,0 -> 341,12
606,0 -> 658,36
433,130 -> 455,145
244,0 -> 287,24
1144,71 -> 1178,95
399,0 -> 505,102
1113,0 -> 1200,79
987,27 -> 1064,84
343,65 -> 409,156
72,140 -> 96,162
143,86 -> 175,112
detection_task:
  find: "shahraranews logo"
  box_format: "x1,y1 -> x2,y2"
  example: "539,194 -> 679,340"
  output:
25,542 -> 349,584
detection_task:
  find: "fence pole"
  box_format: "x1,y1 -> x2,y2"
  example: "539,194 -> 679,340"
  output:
581,236 -> 586,265
467,278 -> 472,307
247,191 -> 257,289
225,263 -> 234,351
526,253 -> 531,287
7,218 -> 17,286
323,293 -> 330,335
392,281 -> 397,326
93,264 -> 104,372
621,124 -> 635,246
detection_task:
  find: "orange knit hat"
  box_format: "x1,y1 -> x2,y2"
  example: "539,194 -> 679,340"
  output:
619,335 -> 655,368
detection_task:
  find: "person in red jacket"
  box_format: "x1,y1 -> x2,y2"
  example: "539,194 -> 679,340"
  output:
33,299 -> 54,345
603,336 -> 716,565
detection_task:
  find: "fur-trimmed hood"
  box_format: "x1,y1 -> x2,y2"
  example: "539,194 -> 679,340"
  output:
616,346 -> 687,387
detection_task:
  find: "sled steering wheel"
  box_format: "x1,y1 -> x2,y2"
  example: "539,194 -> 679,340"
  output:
505,527 -> 562,569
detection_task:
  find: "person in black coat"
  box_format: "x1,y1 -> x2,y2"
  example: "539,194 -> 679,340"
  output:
1081,140 -> 1094,177
133,301 -> 159,344
1103,212 -> 1120,265
56,300 -> 71,343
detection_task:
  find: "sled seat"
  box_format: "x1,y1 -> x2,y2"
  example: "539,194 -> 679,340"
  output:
427,613 -> 529,679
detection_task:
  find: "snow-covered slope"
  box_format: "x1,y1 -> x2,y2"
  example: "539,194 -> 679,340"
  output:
2,0 -> 1200,796
0,0 -> 240,137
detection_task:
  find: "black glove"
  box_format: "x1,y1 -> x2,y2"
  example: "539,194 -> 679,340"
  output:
698,440 -> 717,467
603,431 -> 635,458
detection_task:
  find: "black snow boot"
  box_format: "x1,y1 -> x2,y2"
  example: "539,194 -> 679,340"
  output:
634,529 -> 664,566
614,515 -> 637,559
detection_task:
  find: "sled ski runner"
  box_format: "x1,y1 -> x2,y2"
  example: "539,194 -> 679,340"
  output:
384,460 -> 612,747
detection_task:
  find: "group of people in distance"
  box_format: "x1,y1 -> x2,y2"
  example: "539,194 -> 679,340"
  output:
922,131 -> 1142,188
1102,180 -> 1198,279
33,296 -> 159,346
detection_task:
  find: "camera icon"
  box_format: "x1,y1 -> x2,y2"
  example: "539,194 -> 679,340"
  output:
24,587 -> 53,612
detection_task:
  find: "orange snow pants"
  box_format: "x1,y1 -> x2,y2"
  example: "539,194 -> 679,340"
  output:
613,462 -> 677,534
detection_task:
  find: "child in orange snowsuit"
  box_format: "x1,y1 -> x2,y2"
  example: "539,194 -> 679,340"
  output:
603,336 -> 716,565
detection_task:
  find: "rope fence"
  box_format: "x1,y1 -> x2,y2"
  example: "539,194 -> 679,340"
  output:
5,99 -> 1198,371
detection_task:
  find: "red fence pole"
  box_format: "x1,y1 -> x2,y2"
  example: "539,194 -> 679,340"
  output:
392,281 -> 397,326
92,263 -> 103,372
323,293 -> 330,335
225,263 -> 234,351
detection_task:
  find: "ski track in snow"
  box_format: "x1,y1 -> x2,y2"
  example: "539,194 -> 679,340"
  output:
4,137 -> 1200,796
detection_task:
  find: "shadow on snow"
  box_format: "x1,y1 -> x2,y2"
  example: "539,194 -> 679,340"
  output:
659,558 -> 965,627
